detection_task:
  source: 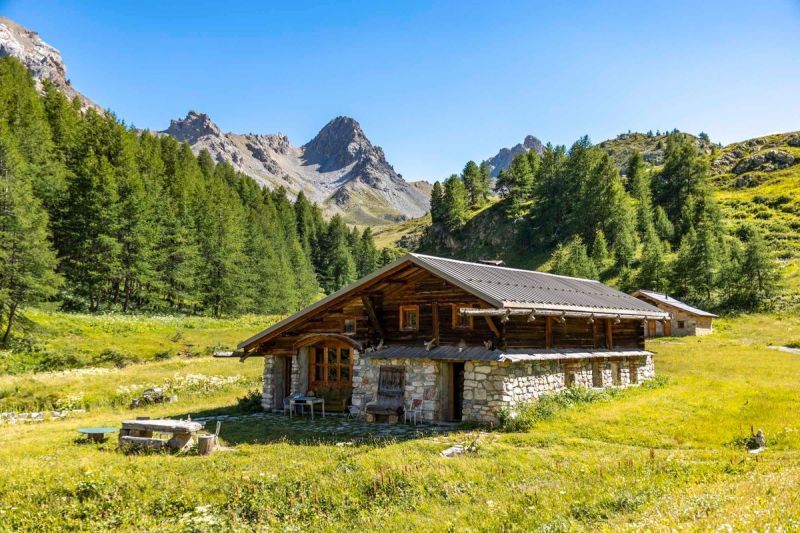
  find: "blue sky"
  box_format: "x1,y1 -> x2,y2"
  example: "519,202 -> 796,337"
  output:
3,1 -> 800,181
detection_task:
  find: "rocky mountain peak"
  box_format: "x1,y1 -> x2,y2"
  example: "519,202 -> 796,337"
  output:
163,111 -> 222,143
0,16 -> 97,110
483,134 -> 545,177
302,116 -> 374,171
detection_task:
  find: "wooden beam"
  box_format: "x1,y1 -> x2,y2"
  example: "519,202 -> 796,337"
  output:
605,319 -> 613,349
432,301 -> 440,343
484,316 -> 500,336
545,317 -> 553,349
361,295 -> 384,339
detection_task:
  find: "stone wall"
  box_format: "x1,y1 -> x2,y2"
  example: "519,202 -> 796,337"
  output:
261,356 -> 277,411
353,355 -> 443,422
462,354 -> 655,424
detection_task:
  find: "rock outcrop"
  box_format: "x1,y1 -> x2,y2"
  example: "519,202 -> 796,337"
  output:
0,16 -> 98,110
162,112 -> 430,225
483,135 -> 545,177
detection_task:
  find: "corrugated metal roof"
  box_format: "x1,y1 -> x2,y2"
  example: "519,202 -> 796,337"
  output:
366,345 -> 651,363
634,290 -> 718,318
411,254 -> 668,317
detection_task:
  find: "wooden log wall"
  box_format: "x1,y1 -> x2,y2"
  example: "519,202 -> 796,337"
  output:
256,270 -> 645,354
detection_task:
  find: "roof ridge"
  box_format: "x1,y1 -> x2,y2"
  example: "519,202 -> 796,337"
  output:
409,253 -> 601,283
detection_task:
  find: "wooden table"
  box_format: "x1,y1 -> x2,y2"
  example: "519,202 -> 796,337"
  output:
289,397 -> 325,419
119,419 -> 204,452
78,427 -> 117,442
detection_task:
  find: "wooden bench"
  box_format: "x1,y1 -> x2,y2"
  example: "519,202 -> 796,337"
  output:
119,436 -> 166,451
365,366 -> 405,423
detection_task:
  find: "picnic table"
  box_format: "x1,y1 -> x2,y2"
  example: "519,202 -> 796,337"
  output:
78,427 -> 117,442
119,419 -> 204,452
289,396 -> 325,420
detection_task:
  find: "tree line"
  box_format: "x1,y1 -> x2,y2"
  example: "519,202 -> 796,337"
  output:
428,133 -> 779,311
0,58 -> 393,343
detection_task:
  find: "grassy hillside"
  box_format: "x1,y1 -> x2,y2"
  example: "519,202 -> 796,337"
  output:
2,313 -> 800,530
598,131 -> 716,169
0,310 -> 282,375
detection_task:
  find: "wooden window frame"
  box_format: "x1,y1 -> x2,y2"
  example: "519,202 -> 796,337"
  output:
399,305 -> 419,331
309,342 -> 353,389
451,303 -> 474,330
342,317 -> 357,336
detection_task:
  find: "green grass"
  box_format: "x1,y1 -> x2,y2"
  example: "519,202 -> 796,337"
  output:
0,309 -> 282,375
2,313 -> 800,530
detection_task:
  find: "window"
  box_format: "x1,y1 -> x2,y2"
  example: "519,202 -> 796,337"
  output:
399,305 -> 419,331
309,343 -> 353,388
451,304 -> 473,330
342,318 -> 357,335
677,320 -> 685,329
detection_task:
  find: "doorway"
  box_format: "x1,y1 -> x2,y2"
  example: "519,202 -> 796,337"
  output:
451,362 -> 465,421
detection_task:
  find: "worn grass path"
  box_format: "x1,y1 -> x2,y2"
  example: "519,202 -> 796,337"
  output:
1,313 -> 800,530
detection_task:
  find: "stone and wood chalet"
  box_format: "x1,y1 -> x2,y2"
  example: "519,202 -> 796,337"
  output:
632,290 -> 717,337
236,254 -> 670,424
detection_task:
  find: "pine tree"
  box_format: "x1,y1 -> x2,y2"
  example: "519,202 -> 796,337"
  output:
591,228 -> 610,270
636,228 -> 670,292
612,213 -> 638,268
430,181 -> 445,224
653,206 -> 674,242
442,174 -> 468,229
461,160 -> 486,208
0,127 -> 61,343
725,226 -> 780,309
357,227 -> 379,277
549,236 -> 599,280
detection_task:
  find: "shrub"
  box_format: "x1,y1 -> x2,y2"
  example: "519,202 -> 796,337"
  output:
35,350 -> 86,372
236,389 -> 263,413
154,349 -> 174,361
92,349 -> 137,368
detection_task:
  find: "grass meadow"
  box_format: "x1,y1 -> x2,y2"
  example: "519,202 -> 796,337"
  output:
1,312 -> 800,530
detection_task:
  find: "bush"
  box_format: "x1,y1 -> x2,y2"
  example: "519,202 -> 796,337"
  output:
236,389 -> 263,413
35,351 -> 86,372
92,349 -> 137,368
154,349 -> 174,361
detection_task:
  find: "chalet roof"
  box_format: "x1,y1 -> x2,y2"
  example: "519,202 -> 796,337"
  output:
632,290 -> 718,318
239,253 -> 668,351
366,345 -> 652,363
411,254 -> 668,317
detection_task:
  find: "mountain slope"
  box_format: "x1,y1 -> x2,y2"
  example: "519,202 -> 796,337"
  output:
483,134 -> 545,177
0,16 -> 98,110
162,112 -> 429,225
598,131 -> 715,170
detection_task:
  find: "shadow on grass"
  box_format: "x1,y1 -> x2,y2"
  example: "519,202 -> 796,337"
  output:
166,403 -> 468,447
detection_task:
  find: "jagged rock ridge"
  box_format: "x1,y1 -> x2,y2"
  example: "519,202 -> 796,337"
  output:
162,112 -> 430,225
483,134 -> 545,177
0,16 -> 98,110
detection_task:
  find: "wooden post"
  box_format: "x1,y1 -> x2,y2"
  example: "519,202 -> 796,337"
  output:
545,317 -> 553,349
361,295 -> 384,340
592,320 -> 599,348
605,319 -> 613,349
484,316 -> 500,337
432,302 -> 439,343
